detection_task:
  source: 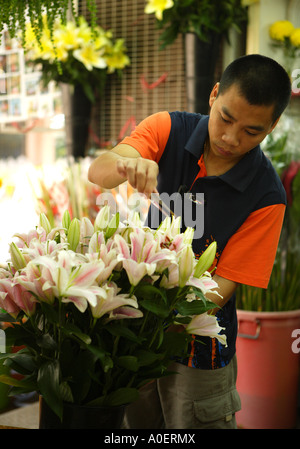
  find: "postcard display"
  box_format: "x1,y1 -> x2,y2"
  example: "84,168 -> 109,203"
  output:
0,30 -> 62,124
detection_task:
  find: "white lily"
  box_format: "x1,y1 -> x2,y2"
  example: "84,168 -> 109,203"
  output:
90,282 -> 140,319
186,313 -> 227,347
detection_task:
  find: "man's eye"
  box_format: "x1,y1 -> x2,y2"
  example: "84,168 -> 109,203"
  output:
220,115 -> 230,123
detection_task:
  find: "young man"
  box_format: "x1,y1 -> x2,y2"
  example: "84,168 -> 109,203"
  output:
88,54 -> 291,429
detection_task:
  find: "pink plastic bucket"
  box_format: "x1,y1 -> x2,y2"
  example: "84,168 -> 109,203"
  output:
236,309 -> 300,429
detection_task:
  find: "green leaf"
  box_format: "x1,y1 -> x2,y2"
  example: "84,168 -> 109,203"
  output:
135,284 -> 167,302
3,352 -> 36,375
59,381 -> 74,403
105,387 -> 139,407
37,333 -> 57,351
61,323 -> 92,345
139,298 -> 170,318
106,322 -> 143,343
136,350 -> 163,367
116,356 -> 139,372
37,360 -> 63,420
0,374 -> 35,390
0,313 -> 18,323
176,295 -> 218,316
86,345 -> 113,373
39,302 -> 59,324
160,332 -> 191,359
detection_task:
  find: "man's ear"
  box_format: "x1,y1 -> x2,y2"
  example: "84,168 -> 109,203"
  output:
209,82 -> 220,108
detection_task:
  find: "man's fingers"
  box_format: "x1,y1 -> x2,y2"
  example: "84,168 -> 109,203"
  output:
116,157 -> 158,194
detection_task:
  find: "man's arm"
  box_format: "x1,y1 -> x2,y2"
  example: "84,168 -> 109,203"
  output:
208,274 -> 239,314
88,144 -> 159,195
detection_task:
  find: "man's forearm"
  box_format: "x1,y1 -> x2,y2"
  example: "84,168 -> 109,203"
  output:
88,149 -> 127,188
207,274 -> 239,315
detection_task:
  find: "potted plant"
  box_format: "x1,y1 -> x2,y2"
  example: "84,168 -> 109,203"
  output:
144,0 -> 248,113
235,133 -> 300,429
0,206 -> 226,428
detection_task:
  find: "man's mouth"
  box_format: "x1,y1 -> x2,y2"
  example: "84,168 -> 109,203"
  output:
215,144 -> 232,156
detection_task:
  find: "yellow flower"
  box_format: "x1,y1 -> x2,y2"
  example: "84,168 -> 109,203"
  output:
24,23 -> 36,49
93,29 -> 113,51
290,28 -> 300,48
144,0 -> 174,21
269,20 -> 295,42
104,39 -> 130,72
73,43 -> 107,71
77,17 -> 94,44
52,43 -> 69,62
54,21 -> 82,50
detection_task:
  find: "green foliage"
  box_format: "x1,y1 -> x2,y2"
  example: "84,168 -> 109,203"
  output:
155,0 -> 248,48
0,0 -> 96,44
236,133 -> 300,311
236,249 -> 300,311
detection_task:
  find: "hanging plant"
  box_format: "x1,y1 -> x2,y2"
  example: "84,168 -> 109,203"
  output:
144,0 -> 248,49
0,0 -> 97,46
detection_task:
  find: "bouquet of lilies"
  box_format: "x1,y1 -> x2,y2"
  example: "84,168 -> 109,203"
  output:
0,206 -> 225,420
23,15 -> 130,102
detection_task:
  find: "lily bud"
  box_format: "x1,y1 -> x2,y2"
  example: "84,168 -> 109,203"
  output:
9,242 -> 27,270
67,218 -> 80,252
62,210 -> 71,231
178,246 -> 194,288
183,227 -> 194,245
39,213 -> 52,235
94,205 -> 110,232
193,241 -> 217,278
105,212 -> 120,239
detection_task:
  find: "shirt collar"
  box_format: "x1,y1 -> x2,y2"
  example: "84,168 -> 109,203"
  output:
184,114 -> 262,193
185,115 -> 209,158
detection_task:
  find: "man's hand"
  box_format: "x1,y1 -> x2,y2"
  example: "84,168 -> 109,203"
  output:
116,157 -> 159,196
88,144 -> 159,196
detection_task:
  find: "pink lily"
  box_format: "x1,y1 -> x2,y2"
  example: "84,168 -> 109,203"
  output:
122,258 -> 156,286
0,278 -> 21,318
90,282 -> 140,319
30,255 -> 107,312
79,217 -> 94,253
186,275 -> 220,296
86,245 -> 120,283
159,263 -> 179,289
10,282 -> 36,316
106,305 -> 143,322
185,312 -> 227,347
114,228 -> 174,286
0,277 -> 36,317
13,228 -> 47,248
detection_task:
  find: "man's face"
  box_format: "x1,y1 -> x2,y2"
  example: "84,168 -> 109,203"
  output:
208,83 -> 279,164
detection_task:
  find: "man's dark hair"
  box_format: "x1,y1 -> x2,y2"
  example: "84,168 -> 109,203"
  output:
218,54 -> 291,123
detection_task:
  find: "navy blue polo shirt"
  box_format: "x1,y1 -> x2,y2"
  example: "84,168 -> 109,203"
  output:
122,111 -> 286,369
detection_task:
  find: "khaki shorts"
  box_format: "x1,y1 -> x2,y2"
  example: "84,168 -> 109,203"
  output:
123,355 -> 241,429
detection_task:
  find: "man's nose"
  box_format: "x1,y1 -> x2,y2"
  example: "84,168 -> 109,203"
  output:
222,130 -> 239,147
